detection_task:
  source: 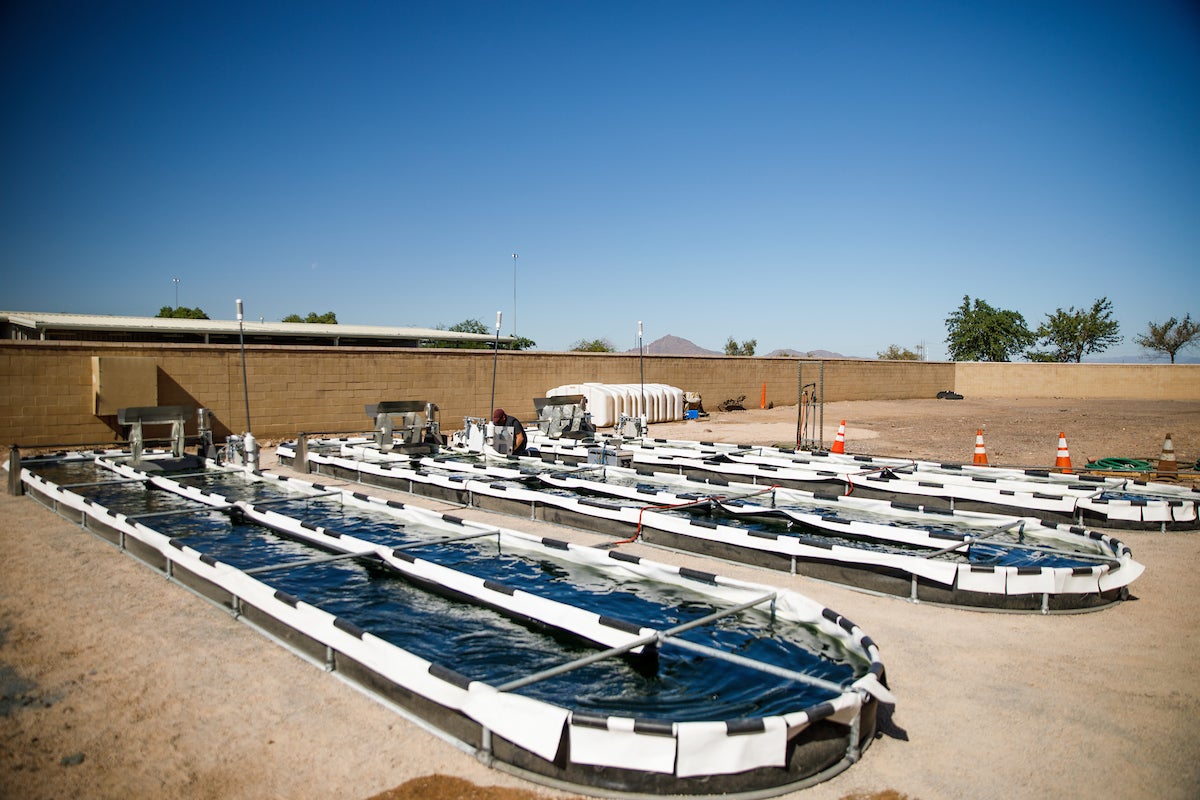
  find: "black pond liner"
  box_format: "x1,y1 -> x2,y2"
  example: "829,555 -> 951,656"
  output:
281,441 -> 1143,613
14,452 -> 890,797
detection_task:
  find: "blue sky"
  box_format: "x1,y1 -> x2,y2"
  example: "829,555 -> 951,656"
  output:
3,1 -> 1197,360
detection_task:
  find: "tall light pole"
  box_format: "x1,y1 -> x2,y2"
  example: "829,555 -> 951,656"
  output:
638,320 -> 645,427
172,277 -> 180,309
236,299 -> 251,432
511,253 -> 518,336
489,310 -> 502,419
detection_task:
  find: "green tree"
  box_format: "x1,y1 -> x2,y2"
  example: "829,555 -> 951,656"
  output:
447,318 -> 490,335
876,344 -> 921,361
157,305 -> 209,319
944,295 -> 1034,362
1135,314 -> 1200,363
421,318 -> 498,349
282,311 -> 338,324
571,338 -> 615,352
1029,297 -> 1121,363
509,335 -> 536,351
724,337 -> 757,356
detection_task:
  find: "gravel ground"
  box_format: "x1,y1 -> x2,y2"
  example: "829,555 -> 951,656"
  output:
2,398 -> 1198,800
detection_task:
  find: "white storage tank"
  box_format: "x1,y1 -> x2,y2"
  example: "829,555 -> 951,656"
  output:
545,383 -> 685,427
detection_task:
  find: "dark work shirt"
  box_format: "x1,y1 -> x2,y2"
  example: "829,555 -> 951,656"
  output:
504,416 -> 527,455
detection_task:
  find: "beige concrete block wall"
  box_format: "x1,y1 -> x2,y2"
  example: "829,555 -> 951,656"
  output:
1,341 -> 1193,448
954,362 -> 1200,400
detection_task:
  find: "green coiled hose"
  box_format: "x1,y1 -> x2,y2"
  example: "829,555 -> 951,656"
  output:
1085,457 -> 1153,472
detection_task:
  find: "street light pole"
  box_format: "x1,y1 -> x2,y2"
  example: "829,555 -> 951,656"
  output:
237,299 -> 250,432
489,311 -> 502,419
173,277 -> 180,309
638,320 -> 645,427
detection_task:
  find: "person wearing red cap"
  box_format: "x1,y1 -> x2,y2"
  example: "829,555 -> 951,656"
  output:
492,408 -> 528,456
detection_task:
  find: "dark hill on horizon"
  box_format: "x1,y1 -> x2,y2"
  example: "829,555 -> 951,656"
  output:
627,334 -> 720,355
625,335 -> 856,359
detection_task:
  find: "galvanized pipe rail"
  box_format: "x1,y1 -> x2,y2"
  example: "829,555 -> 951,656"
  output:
495,592 -> 780,693
960,536 -> 1121,566
920,519 -> 1025,559
11,438 -> 201,451
9,442 -> 180,496
60,476 -> 152,489
663,635 -> 849,695
61,470 -> 229,490
126,505 -> 235,521
916,517 -> 1117,566
479,590 -> 871,767
292,430 -> 378,472
391,529 -> 502,551
247,490 -> 344,506
243,550 -> 380,575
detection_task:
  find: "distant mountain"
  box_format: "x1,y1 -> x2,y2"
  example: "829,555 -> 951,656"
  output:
765,348 -> 857,359
628,335 -> 721,355
626,335 -> 856,358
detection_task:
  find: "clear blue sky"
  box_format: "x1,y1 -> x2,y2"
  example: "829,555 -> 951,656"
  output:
3,1 -> 1197,360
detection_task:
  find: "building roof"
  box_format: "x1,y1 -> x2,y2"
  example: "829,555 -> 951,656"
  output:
0,311 -> 514,347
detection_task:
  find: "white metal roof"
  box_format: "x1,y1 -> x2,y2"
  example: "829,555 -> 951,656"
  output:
0,311 -> 513,345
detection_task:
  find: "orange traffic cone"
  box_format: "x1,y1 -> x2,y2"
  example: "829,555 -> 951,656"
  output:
831,420 -> 847,454
1054,432 -> 1072,474
972,429 -> 989,465
1158,432 -> 1177,474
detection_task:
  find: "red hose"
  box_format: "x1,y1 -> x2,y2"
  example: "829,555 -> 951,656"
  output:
612,484 -> 780,545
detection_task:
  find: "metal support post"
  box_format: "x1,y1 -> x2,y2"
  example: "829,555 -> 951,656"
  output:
846,700 -> 863,763
296,433 -> 308,473
479,727 -> 494,765
8,445 -> 22,496
819,361 -> 825,451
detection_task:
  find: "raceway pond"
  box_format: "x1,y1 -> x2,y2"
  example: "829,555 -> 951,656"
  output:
29,458 -> 866,722
401,454 -> 1112,570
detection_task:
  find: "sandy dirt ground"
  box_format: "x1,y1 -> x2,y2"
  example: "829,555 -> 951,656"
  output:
2,398 -> 1199,800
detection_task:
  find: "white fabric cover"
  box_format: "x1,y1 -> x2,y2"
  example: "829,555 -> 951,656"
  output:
675,717 -> 787,777
1006,567 -> 1056,595
569,716 -> 677,773
1141,503 -> 1171,522
1054,566 -> 1103,594
1100,560 -> 1144,590
1103,502 -> 1144,521
956,565 -> 1008,593
465,684 -> 568,762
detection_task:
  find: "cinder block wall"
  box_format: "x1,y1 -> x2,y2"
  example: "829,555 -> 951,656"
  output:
3,340 -> 1193,448
954,362 -> 1200,399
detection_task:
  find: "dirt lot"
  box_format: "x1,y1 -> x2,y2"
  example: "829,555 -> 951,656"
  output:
658,397 -> 1200,471
2,398 -> 1198,800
